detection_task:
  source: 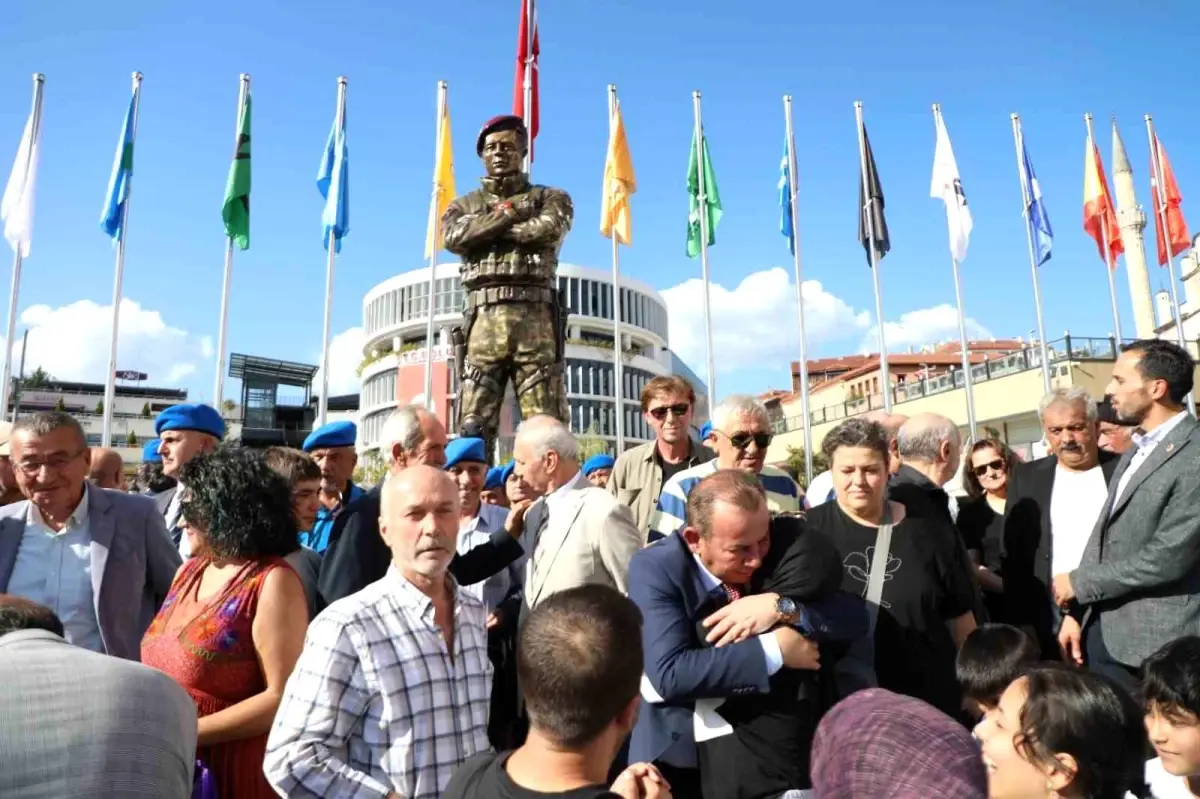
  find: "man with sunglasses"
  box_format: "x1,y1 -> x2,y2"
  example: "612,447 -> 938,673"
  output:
648,395 -> 802,543
608,376 -> 709,538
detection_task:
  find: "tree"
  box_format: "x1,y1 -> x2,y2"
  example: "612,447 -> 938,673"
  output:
352,451 -> 389,487
575,422 -> 609,462
785,446 -> 830,490
221,399 -> 236,416
140,402 -> 151,418
95,400 -> 104,415
53,397 -> 65,412
26,366 -> 50,388
125,429 -> 138,447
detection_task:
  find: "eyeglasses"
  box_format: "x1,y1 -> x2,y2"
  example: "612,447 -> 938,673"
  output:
972,459 -> 1006,477
717,430 -> 773,450
16,449 -> 85,475
648,403 -> 690,421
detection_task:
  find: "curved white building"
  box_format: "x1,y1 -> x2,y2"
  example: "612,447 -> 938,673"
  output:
359,263 -> 707,453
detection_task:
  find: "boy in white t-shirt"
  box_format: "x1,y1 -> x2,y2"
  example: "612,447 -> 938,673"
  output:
1140,636 -> 1200,798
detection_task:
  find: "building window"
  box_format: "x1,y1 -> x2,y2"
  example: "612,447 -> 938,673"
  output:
569,277 -> 580,314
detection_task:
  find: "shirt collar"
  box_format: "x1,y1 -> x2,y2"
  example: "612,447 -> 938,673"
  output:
27,482 -> 90,531
546,469 -> 585,509
1132,410 -> 1189,451
691,554 -> 722,592
648,438 -> 703,465
385,563 -> 463,616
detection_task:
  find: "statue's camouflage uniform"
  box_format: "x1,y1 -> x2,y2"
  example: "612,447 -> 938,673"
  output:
442,166 -> 574,448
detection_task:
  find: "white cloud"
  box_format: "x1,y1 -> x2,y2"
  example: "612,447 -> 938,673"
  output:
314,326 -> 365,397
859,303 -> 994,354
10,298 -> 210,386
661,267 -> 872,377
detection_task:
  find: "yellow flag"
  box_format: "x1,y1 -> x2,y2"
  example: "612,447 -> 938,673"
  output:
424,100 -> 456,259
601,100 -> 636,245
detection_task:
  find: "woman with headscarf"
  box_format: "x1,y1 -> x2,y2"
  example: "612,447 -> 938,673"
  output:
142,447 -> 309,798
810,688 -> 988,797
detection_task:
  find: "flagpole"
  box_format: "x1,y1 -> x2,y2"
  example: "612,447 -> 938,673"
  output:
854,101 -> 891,413
1085,113 -> 1124,343
607,85 -> 628,453
318,76 -> 347,428
423,80 -> 448,413
1145,114 -> 1195,414
101,71 -> 142,447
214,73 -> 249,409
521,0 -> 535,176
0,73 -> 44,421
1010,114 -> 1053,395
692,90 -> 717,402
932,104 -> 978,442
783,94 -> 812,484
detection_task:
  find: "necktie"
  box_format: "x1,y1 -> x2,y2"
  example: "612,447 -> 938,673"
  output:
723,583 -> 744,602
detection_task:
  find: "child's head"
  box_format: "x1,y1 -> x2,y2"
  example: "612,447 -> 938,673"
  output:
956,624 -> 1038,717
1143,636 -> 1200,776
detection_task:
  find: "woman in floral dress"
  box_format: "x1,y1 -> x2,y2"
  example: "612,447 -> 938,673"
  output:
143,446 -> 309,798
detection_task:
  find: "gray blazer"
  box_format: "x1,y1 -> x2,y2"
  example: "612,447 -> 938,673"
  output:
1073,414 -> 1200,666
0,629 -> 197,798
153,485 -> 176,518
0,487 -> 182,660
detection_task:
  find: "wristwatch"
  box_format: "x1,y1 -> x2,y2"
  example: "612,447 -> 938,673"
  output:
775,596 -> 800,625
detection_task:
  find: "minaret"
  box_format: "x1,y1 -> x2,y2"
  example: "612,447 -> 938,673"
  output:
1111,117 -> 1158,339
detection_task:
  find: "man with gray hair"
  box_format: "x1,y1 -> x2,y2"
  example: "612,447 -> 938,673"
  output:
318,405 -> 525,608
511,415 -> 641,611
649,395 -> 802,541
1003,387 -> 1120,657
888,413 -> 963,526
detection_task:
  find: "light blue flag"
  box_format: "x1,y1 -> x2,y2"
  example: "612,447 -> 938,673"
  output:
1021,138 -> 1053,265
100,95 -> 136,241
317,111 -> 350,252
778,141 -> 795,255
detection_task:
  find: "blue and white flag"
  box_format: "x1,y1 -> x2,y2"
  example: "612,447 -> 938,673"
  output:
779,141 -> 794,255
1020,135 -> 1053,266
317,110 -> 350,252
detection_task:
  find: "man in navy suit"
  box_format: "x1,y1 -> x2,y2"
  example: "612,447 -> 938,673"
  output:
628,469 -> 859,796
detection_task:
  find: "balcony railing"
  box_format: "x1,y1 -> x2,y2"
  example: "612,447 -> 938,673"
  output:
771,334 -> 1160,434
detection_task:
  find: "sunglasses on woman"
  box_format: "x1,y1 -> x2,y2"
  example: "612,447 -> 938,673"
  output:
972,459 -> 1006,477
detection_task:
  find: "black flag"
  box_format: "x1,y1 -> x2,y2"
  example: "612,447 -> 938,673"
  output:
857,125 -> 890,266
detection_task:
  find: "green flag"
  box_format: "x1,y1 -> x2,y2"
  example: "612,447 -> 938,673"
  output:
222,93 -> 252,250
686,128 -> 722,258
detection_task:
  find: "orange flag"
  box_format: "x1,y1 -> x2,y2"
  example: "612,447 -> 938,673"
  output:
1083,132 -> 1124,269
1150,131 -> 1190,266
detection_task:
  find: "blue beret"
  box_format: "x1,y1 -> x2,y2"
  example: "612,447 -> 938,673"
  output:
444,437 -> 487,470
484,465 -> 506,490
699,421 -> 713,441
583,454 -> 615,475
154,403 -> 225,438
141,439 -> 162,463
303,420 -> 358,452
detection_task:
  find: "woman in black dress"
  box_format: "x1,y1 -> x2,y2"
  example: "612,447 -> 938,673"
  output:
806,418 -> 978,719
956,438 -> 1020,623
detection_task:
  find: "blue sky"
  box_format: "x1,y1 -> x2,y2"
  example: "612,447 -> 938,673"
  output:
2,0 -> 1197,406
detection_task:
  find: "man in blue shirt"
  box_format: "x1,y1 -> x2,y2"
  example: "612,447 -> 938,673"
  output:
300,421 -> 364,554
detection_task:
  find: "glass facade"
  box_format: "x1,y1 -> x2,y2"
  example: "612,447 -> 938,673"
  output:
364,272 -> 669,343
361,370 -> 397,410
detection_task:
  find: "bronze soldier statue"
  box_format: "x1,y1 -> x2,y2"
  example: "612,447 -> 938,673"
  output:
442,115 -> 574,448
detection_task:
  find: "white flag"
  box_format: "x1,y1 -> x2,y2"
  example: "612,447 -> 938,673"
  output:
1,112 -> 39,258
930,111 -> 972,263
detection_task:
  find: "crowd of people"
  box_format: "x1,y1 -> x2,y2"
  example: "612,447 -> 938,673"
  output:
1,339 -> 1200,797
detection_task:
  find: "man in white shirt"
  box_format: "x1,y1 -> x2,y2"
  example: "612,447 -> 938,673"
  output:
265,465 -> 492,798
1055,340 -> 1200,695
1002,387 -> 1120,658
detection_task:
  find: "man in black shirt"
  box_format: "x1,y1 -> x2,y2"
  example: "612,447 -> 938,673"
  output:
443,585 -> 671,799
889,412 -> 962,525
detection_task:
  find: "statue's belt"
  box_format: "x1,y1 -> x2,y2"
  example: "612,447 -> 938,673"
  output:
466,285 -> 557,307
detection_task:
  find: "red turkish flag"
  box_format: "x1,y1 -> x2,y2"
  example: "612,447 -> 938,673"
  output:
1150,132 -> 1191,266
512,0 -> 539,161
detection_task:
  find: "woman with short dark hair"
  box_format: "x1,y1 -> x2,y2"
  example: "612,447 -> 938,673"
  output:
142,446 -> 309,799
805,418 -> 977,719
975,664 -> 1147,798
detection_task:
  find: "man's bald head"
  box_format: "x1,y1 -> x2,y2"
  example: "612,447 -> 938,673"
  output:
88,448 -> 126,491
897,413 -> 962,486
380,464 -> 460,583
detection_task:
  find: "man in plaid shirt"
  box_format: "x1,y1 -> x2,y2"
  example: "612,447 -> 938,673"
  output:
264,465 -> 492,798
